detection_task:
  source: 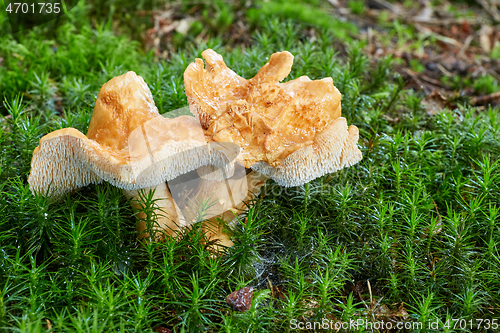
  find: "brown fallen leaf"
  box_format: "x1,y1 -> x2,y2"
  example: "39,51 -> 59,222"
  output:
480,25 -> 496,53
153,326 -> 172,333
226,286 -> 253,312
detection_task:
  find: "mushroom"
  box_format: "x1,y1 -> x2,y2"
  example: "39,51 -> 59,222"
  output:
184,49 -> 362,187
28,71 -> 239,241
169,164 -> 268,249
198,170 -> 268,247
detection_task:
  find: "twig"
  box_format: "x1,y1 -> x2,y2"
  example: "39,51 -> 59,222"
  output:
470,91 -> 500,105
368,27 -> 373,52
369,0 -> 399,12
410,18 -> 480,26
402,68 -> 433,94
355,284 -> 370,310
419,75 -> 443,87
477,0 -> 500,22
475,61 -> 500,82
267,277 -> 274,298
436,63 -> 453,77
457,34 -> 474,58
414,24 -> 462,47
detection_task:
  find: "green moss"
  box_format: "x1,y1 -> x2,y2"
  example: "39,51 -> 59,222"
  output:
1,0 -> 500,331
247,1 -> 358,41
348,0 -> 365,15
473,74 -> 500,95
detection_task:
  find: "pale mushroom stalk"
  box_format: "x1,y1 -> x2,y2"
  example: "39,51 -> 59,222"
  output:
199,170 -> 268,250
121,119 -> 187,241
175,165 -> 268,249
123,183 -> 186,240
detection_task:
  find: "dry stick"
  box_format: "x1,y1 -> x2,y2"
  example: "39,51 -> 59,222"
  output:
477,0 -> 500,22
369,0 -> 399,12
414,24 -> 462,47
411,18 -> 480,26
267,277 -> 274,298
368,27 -> 374,52
367,280 -> 373,306
436,63 -> 453,77
471,91 -> 500,105
369,0 -> 480,26
457,35 -> 474,59
402,68 -> 433,94
356,287 -> 370,310
402,68 -> 443,87
366,280 -> 385,319
483,64 -> 500,83
419,75 -> 443,87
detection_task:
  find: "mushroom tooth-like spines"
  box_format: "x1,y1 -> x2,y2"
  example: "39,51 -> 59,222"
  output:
250,117 -> 361,187
28,131 -> 101,197
185,86 -> 216,131
341,125 -> 363,168
28,71 -> 249,247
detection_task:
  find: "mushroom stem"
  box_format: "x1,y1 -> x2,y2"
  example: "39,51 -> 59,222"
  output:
202,217 -> 234,250
180,169 -> 268,250
123,182 -> 186,241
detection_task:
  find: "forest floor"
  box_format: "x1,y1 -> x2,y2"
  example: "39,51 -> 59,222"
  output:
1,0 -> 499,332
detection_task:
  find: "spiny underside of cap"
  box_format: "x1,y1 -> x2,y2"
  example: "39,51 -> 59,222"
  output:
251,117 -> 362,187
28,129 -> 102,197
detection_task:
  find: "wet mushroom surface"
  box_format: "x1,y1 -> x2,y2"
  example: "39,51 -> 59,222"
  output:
184,49 -> 363,186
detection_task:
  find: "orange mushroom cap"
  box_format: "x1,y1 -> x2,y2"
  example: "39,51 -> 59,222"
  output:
184,49 -> 362,187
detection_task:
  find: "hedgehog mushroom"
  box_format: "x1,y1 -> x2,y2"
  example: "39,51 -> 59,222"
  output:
28,71 -> 239,242
184,49 -> 362,187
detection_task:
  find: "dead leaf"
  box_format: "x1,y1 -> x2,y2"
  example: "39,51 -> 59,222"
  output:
226,287 -> 253,312
480,25 -> 495,53
175,18 -> 193,35
153,326 -> 172,333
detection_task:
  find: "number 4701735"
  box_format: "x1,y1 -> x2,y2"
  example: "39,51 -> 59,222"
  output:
444,318 -> 498,330
5,2 -> 61,14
